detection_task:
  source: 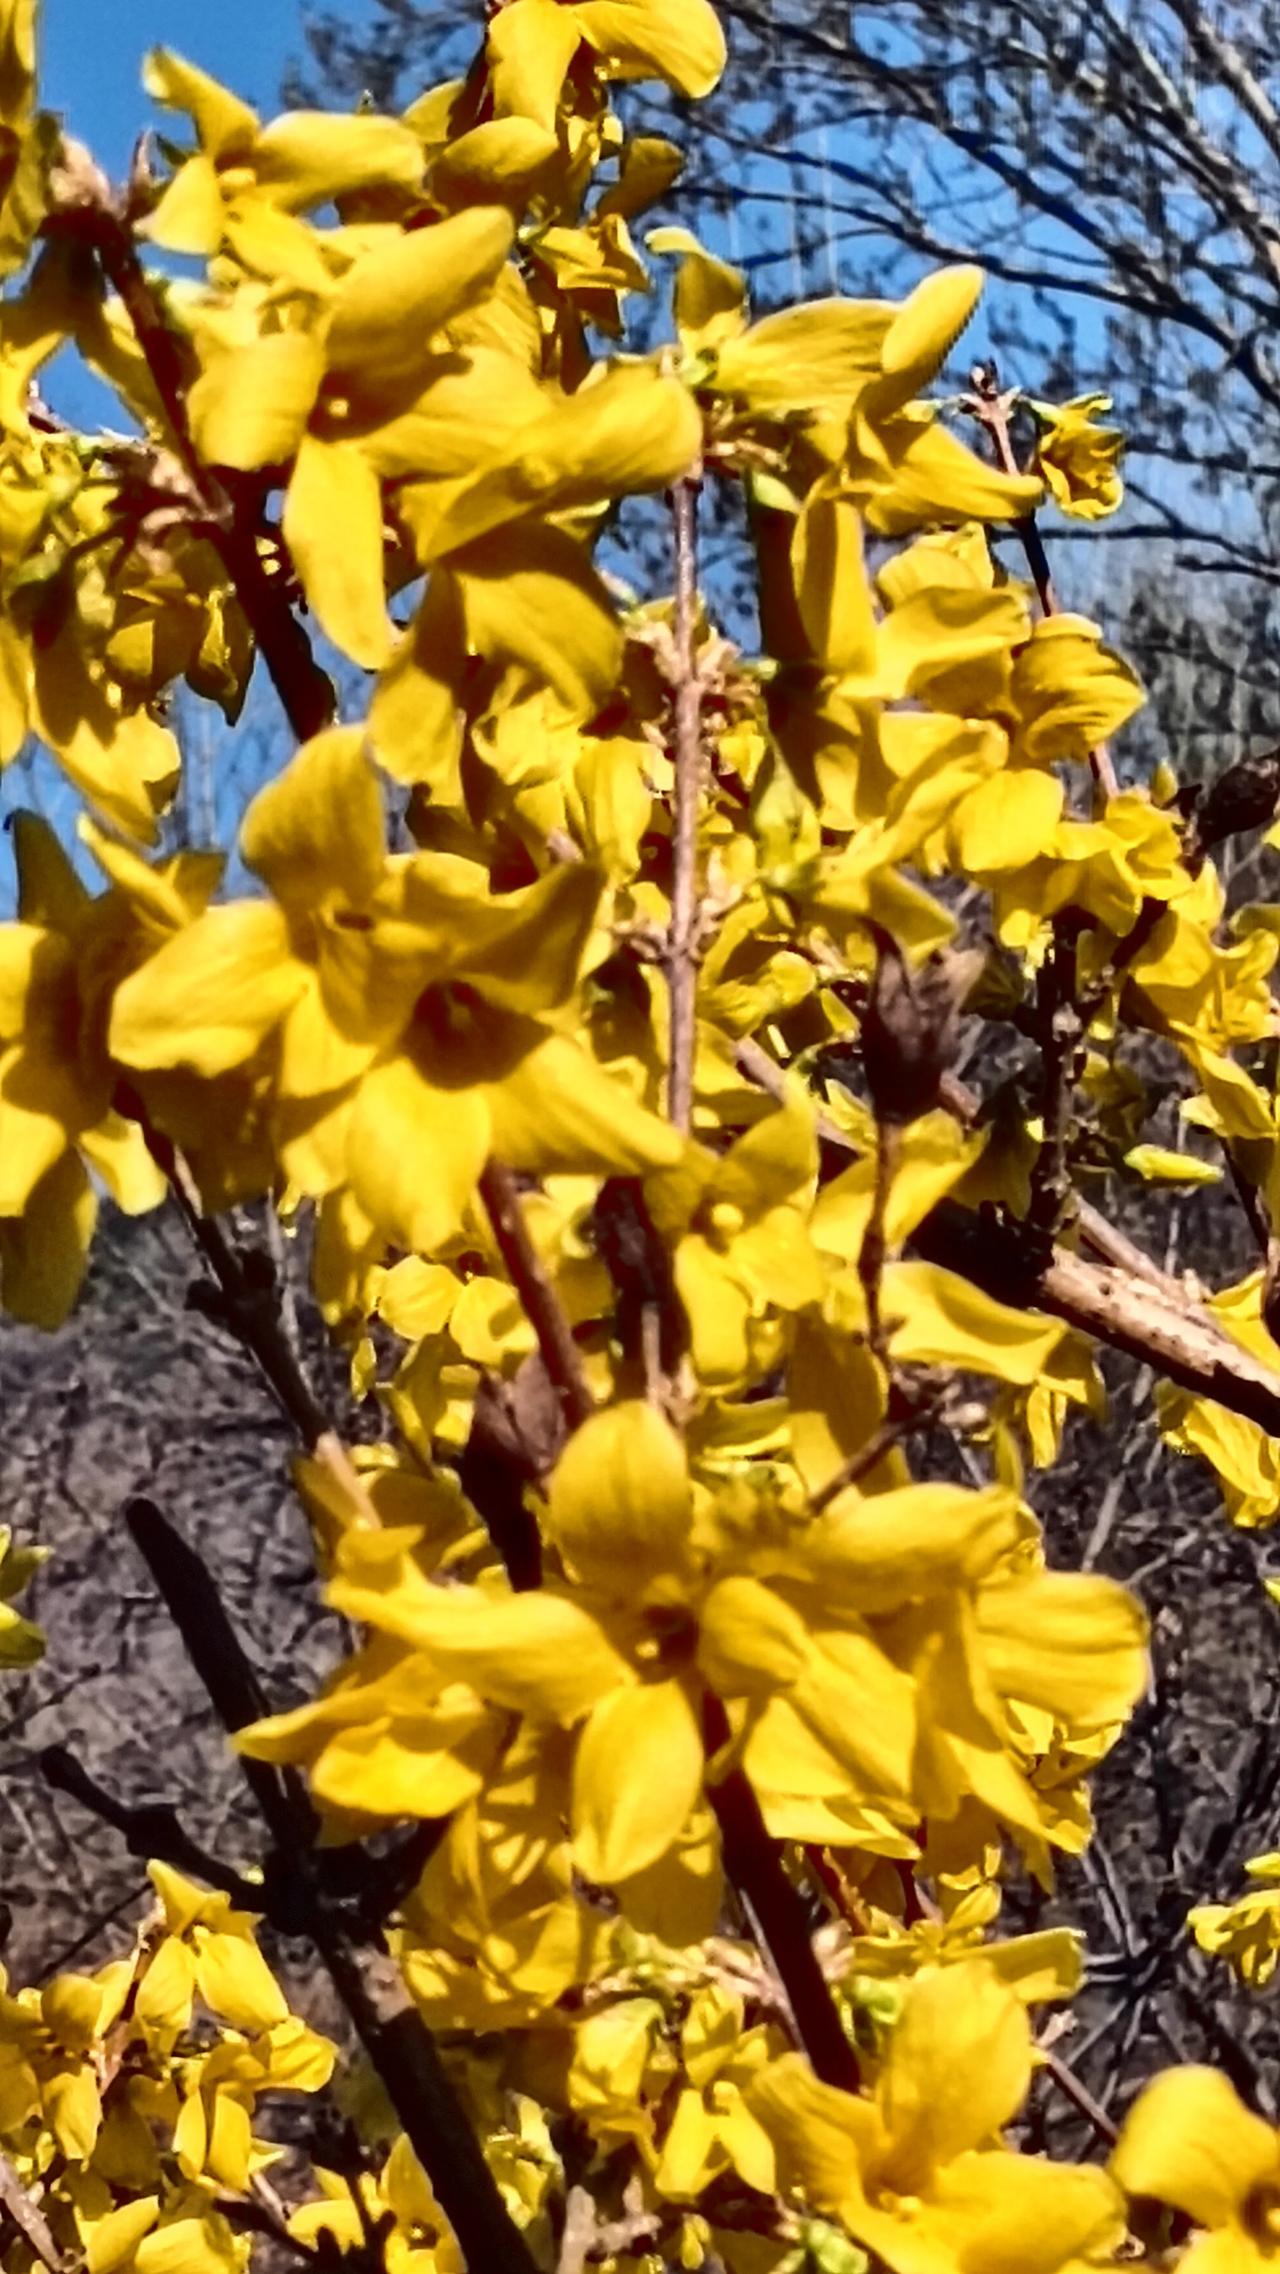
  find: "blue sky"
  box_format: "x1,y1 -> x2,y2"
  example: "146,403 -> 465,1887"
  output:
42,0 -> 368,174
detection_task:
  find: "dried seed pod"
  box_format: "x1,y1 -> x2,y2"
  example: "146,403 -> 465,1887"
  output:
1187,748 -> 1280,863
861,926 -> 983,1128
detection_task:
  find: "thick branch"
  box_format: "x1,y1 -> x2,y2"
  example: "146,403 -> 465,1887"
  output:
703,1695 -> 861,2092
666,475 -> 705,1133
47,167 -> 335,742
916,1205 -> 1280,1436
41,1745 -> 265,1907
124,1498 -> 540,2274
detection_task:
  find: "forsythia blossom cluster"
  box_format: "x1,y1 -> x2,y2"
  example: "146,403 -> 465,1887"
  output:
0,0 -> 1276,2265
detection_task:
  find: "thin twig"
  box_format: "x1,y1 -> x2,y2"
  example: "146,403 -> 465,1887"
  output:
1039,2045 -> 1119,2147
479,1162 -> 595,1429
966,364 -> 1120,801
135,1109 -> 379,1524
666,473 -> 706,1132
809,1391 -> 946,1515
40,1746 -> 265,1907
0,2152 -> 65,2274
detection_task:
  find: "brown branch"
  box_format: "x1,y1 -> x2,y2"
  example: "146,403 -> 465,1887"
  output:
46,151 -> 335,743
666,473 -> 706,1133
916,1204 -> 1280,1437
702,1694 -> 861,2092
1039,2045 -> 1119,2148
738,1034 -> 1280,1428
40,1745 -> 265,1907
0,2153 -> 65,2274
479,1162 -> 595,1430
1027,920 -> 1086,1245
130,1105 -> 380,1525
965,365 -> 1120,801
124,1498 -> 541,2274
858,1122 -> 897,1368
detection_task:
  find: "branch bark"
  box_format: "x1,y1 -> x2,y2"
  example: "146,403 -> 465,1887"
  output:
666,474 -> 706,1133
916,1204 -> 1280,1438
47,164 -> 336,743
123,1498 -> 541,2274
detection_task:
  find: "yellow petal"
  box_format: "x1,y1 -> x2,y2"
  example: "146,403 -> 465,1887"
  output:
206,2090 -> 253,2190
697,1574 -> 810,1698
250,110 -> 426,211
453,859 -> 602,1013
928,2151 -> 1124,2274
134,1935 -> 198,2033
885,1258 -> 1065,1386
455,522 -> 622,715
283,437 -> 391,669
1125,1142 -> 1221,1185
0,1148 -> 97,1328
368,574 -> 467,798
976,1570 -> 1148,1731
715,299 -> 892,419
1011,615 -> 1144,765
432,118 -> 560,206
143,48 -> 259,159
311,1702 -> 498,1818
194,1929 -> 289,2033
805,1482 -> 1021,1614
109,900 -> 306,1074
142,152 -> 225,255
880,265 -> 983,393
242,725 -> 386,911
326,1573 -> 630,1722
573,1677 -> 703,1882
791,488 -> 877,674
135,2214 -> 240,2274
748,2053 -> 874,2216
420,364 -> 703,559
326,208 -> 515,402
880,1966 -> 1031,2186
1111,2065 -> 1279,2228
378,1256 -> 459,1339
647,224 -> 746,356
346,1050 -> 491,1250
188,328 -> 325,472
546,1399 -> 691,1582
487,1028 -> 684,1176
86,2198 -> 161,2274
43,2061 -> 102,2161
573,0 -> 727,96
488,0 -> 583,129
951,769 -> 1065,872
223,197 -> 334,292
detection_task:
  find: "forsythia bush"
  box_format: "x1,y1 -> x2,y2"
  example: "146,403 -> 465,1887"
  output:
3,0 -> 1280,2266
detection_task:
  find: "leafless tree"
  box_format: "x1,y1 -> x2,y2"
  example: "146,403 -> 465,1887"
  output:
288,0 -> 1280,769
